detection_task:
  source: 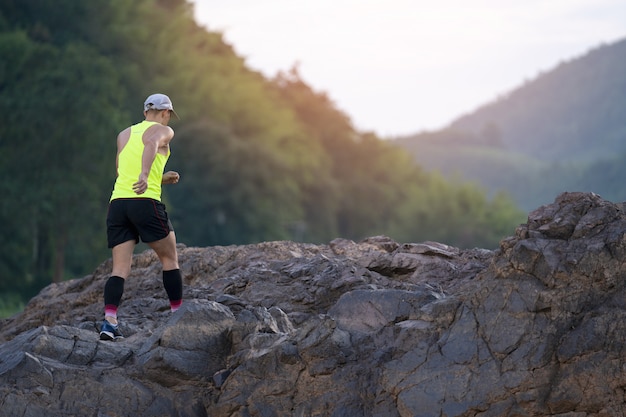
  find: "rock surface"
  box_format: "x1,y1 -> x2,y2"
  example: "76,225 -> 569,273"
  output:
2,192 -> 626,416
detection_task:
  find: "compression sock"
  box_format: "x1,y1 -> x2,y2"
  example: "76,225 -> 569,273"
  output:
104,276 -> 125,322
163,269 -> 183,312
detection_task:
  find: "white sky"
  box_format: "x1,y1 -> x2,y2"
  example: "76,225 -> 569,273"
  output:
192,0 -> 626,137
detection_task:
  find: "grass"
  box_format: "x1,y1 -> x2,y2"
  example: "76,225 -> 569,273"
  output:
0,293 -> 26,319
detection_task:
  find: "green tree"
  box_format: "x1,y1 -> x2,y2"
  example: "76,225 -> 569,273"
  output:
168,122 -> 306,245
0,0 -> 528,311
0,32 -> 127,289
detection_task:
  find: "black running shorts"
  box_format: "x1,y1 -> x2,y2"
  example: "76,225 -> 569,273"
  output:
107,198 -> 174,248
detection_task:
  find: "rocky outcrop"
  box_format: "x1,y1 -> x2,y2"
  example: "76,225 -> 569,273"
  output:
2,192 -> 626,416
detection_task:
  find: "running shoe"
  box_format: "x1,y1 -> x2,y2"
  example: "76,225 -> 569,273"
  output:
99,320 -> 124,341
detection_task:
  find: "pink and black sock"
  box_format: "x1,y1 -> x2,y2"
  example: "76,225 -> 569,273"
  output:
104,276 -> 125,321
163,269 -> 183,312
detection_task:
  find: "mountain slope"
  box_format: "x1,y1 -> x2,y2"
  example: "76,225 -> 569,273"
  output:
449,37 -> 626,162
395,37 -> 626,210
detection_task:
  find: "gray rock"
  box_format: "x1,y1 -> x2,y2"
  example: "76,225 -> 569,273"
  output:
2,191 -> 626,416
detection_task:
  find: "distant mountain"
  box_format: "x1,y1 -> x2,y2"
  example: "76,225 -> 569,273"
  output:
395,37 -> 626,210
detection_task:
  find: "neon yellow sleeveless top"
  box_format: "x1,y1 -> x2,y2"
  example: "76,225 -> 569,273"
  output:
110,120 -> 170,201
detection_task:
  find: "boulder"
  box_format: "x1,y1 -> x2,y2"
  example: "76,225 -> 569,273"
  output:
2,192 -> 626,416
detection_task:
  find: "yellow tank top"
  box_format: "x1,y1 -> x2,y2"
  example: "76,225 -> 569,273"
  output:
110,120 -> 170,201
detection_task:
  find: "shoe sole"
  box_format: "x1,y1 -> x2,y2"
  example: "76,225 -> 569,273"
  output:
99,331 -> 123,341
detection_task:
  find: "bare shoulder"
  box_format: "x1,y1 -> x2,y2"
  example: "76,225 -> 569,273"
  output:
117,127 -> 131,146
144,124 -> 174,143
162,125 -> 175,139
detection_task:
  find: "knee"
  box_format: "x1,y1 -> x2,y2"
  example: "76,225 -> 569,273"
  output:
159,254 -> 179,270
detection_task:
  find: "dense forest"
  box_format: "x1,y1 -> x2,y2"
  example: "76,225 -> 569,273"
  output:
0,0 -> 525,315
395,38 -> 626,211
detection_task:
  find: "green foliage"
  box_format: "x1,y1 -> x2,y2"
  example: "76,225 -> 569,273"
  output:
168,122 -> 308,245
0,18 -> 127,292
390,172 -> 526,249
395,138 -> 559,210
0,292 -> 25,319
0,0 -> 526,309
577,153 -> 626,203
395,127 -> 620,212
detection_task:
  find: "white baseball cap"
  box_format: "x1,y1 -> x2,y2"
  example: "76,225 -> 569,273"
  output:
143,93 -> 180,119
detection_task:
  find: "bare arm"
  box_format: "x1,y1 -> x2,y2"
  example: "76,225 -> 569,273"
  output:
133,124 -> 175,195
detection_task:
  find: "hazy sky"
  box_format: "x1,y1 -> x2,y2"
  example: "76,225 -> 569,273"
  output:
193,0 -> 625,137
